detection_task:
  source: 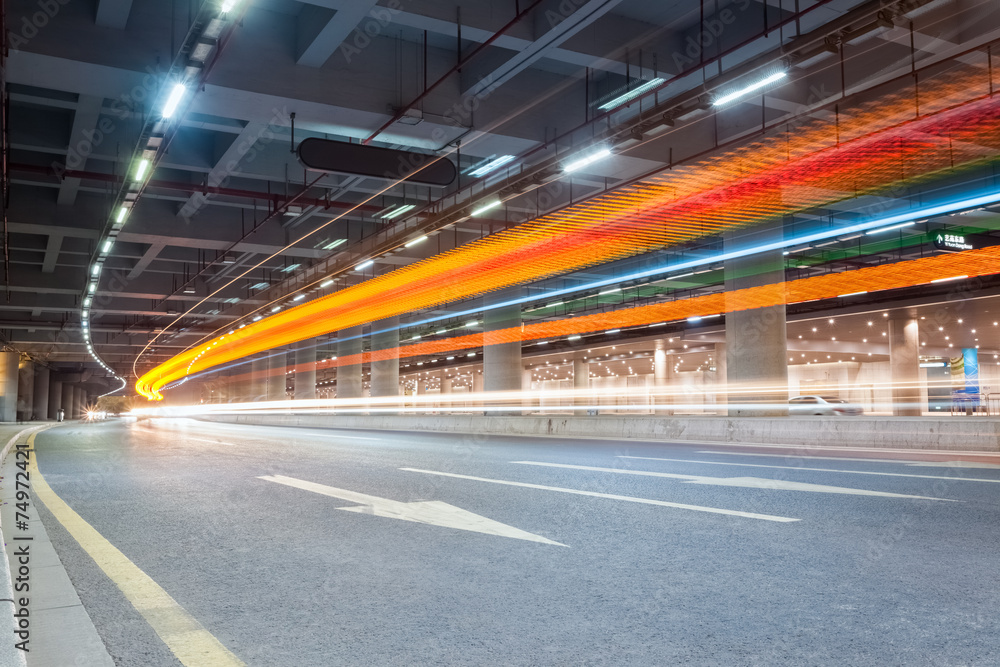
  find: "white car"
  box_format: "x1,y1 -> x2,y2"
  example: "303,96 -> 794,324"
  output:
788,395 -> 864,416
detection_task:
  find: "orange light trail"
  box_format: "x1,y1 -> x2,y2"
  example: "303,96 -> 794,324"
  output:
138,65 -> 1000,399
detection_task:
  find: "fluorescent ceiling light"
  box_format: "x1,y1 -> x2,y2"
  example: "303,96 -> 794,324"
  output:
435,329 -> 447,335
838,291 -> 868,297
713,71 -> 788,107
88,283 -> 96,293
320,279 -> 335,288
866,221 -> 915,235
598,77 -> 665,111
931,275 -> 968,283
471,200 -> 502,216
116,206 -> 129,224
467,353 -> 476,357
687,316 -> 703,323
221,0 -> 240,12
465,320 -> 479,328
91,264 -> 101,276
548,301 -> 564,307
405,235 -> 428,248
469,155 -> 516,178
324,239 -> 347,250
920,362 -> 946,368
292,294 -> 305,301
355,260 -> 374,271
380,204 -> 416,220
599,288 -> 620,295
161,83 -> 187,119
279,264 -> 301,273
84,298 -> 91,307
605,329 -> 621,334
567,335 -> 582,341
102,240 -> 113,253
411,334 -> 421,340
271,306 -> 281,313
564,148 -> 612,173
134,159 -> 150,182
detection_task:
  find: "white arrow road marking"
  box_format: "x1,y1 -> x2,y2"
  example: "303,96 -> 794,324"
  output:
515,461 -> 955,500
399,468 -> 799,522
258,474 -> 565,546
619,455 -> 996,486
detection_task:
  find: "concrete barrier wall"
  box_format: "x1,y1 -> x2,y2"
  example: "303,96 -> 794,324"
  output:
200,413 -> 1000,451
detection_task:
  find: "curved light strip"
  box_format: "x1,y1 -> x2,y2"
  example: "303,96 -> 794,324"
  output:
137,69 -> 1000,399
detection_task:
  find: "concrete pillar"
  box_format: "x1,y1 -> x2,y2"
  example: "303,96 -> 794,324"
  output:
724,223 -> 788,416
267,351 -> 287,401
483,288 -> 522,392
294,342 -> 317,401
714,342 -> 728,416
889,313 -> 921,416
370,317 -> 400,398
49,380 -> 62,420
572,356 -> 588,413
0,352 -> 18,422
250,356 -> 268,401
61,383 -> 75,419
336,326 -> 363,400
653,341 -> 674,414
17,359 -> 34,422
74,386 -> 86,417
33,366 -> 50,420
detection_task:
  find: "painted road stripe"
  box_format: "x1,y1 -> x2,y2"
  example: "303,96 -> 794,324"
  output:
697,451 -> 922,464
620,455 -> 999,485
27,433 -> 245,667
399,468 -> 799,522
699,451 -> 1000,469
259,475 -> 565,546
516,461 -> 954,500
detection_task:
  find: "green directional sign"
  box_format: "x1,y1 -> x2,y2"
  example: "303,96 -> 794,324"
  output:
930,230 -> 996,252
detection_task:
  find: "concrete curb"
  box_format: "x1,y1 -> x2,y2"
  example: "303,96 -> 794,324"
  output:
0,425 -> 49,667
199,413 -> 1000,451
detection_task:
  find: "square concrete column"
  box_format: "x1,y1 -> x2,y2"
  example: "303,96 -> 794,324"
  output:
0,352 -> 19,422
294,342 -> 317,401
713,342 -> 728,415
61,383 -> 76,419
336,326 -> 363,400
724,223 -> 788,416
889,313 -> 921,416
370,317 -> 400,398
573,356 -> 588,413
653,341 -> 674,415
250,356 -> 268,401
48,380 -> 63,420
33,366 -> 50,420
267,351 -> 287,401
17,359 -> 34,422
74,386 -> 87,417
483,288 -> 522,392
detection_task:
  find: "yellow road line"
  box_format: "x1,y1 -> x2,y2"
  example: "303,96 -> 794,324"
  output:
26,432 -> 244,666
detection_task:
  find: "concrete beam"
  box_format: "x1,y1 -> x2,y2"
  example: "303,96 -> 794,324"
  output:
95,0 -> 135,29
297,1 -> 380,68
127,242 -> 166,281
57,95 -> 105,206
41,233 -> 63,273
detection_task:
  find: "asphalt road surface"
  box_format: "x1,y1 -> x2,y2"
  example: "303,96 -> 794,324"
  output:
32,418 -> 1000,666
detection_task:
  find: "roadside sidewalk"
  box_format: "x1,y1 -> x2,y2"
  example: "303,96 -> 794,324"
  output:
0,423 -> 114,667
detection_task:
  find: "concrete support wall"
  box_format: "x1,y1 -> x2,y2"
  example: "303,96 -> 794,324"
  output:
336,326 -> 363,400
724,224 -> 788,416
17,360 -> 34,421
889,313 -> 921,416
483,288 -> 522,393
267,351 -> 287,401
49,380 -> 62,420
294,343 -> 317,401
370,317 -> 400,398
33,366 -> 50,420
74,386 -> 86,417
0,353 -> 19,422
